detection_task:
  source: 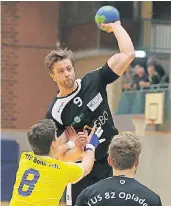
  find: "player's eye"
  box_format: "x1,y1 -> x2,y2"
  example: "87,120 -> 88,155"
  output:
58,69 -> 64,74
67,67 -> 72,72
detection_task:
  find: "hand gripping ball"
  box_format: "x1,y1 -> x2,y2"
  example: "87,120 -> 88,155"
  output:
95,5 -> 120,31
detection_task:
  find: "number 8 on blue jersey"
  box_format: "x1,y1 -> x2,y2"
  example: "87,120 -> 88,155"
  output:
18,168 -> 40,196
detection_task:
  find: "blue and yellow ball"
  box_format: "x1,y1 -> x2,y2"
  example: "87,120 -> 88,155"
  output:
95,6 -> 120,31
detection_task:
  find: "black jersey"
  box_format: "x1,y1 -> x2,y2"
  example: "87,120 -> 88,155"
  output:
46,63 -> 119,160
75,176 -> 162,206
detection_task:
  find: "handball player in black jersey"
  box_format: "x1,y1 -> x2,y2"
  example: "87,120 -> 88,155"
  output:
45,21 -> 135,204
75,132 -> 162,206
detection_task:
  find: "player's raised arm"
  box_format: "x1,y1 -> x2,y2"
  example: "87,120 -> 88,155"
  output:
101,21 -> 135,76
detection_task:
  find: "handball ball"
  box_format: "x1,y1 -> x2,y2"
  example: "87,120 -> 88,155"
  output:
95,6 -> 120,31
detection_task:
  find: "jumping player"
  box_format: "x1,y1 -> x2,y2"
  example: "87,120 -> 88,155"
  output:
45,20 -> 135,204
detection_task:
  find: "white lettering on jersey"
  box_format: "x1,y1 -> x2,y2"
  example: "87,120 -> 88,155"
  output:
105,192 -> 116,199
73,97 -> 83,107
87,194 -> 103,206
87,93 -> 103,112
94,111 -> 108,128
52,79 -> 82,125
87,191 -> 148,206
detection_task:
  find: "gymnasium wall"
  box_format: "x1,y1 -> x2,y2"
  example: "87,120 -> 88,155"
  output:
1,1 -> 60,129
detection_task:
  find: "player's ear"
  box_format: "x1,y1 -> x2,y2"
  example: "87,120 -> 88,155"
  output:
51,140 -> 56,149
107,156 -> 113,168
135,157 -> 139,167
50,141 -> 57,158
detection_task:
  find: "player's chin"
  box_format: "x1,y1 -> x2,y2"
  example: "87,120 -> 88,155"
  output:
64,79 -> 75,88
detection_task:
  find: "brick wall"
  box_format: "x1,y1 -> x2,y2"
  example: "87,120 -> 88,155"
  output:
1,2 -> 60,129
2,3 -> 19,128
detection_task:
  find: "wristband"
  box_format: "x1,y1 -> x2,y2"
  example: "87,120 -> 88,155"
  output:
66,141 -> 75,149
85,144 -> 95,151
89,134 -> 99,148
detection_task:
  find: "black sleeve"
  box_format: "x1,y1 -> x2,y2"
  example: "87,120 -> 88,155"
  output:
45,109 -> 52,119
74,188 -> 88,206
91,63 -> 120,86
45,97 -> 57,119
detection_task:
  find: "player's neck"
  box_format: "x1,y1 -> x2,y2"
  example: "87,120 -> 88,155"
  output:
113,168 -> 136,178
58,82 -> 77,97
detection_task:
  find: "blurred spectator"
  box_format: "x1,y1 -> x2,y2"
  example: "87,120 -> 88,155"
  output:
121,65 -> 134,90
131,65 -> 149,89
148,65 -> 161,84
139,65 -> 160,88
160,74 -> 170,84
147,54 -> 165,77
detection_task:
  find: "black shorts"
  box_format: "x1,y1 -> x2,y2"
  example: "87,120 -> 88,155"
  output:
71,156 -> 112,205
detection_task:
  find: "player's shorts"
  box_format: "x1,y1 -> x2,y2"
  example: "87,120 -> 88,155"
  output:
67,156 -> 112,205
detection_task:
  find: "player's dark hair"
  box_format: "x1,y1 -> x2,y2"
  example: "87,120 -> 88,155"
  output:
27,119 -> 57,155
108,132 -> 142,170
44,48 -> 74,72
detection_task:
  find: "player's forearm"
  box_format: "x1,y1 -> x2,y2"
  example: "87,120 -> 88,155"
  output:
55,143 -> 71,160
107,23 -> 135,76
80,128 -> 102,176
112,23 -> 135,56
81,150 -> 95,176
57,145 -> 84,162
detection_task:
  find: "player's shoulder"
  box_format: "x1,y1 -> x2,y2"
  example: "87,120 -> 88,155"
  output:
20,151 -> 33,159
62,161 -> 82,169
56,162 -> 83,176
134,179 -> 160,197
85,177 -> 160,199
132,179 -> 161,204
81,65 -> 104,82
83,176 -> 112,194
45,96 -> 58,119
47,96 -> 58,111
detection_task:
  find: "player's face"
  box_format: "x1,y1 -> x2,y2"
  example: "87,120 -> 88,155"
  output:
51,59 -> 76,89
136,67 -> 144,77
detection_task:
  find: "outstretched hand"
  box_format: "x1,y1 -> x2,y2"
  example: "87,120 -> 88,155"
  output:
66,126 -> 88,151
65,125 -> 105,152
65,126 -> 77,141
